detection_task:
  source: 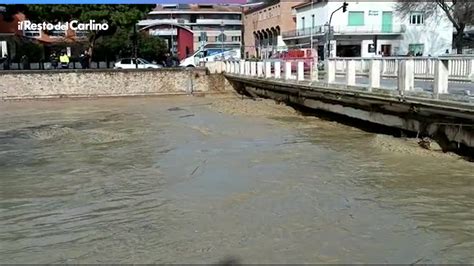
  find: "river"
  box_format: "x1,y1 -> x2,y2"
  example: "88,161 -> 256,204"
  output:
0,95 -> 473,264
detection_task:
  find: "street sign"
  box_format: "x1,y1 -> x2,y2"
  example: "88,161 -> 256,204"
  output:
368,44 -> 376,53
369,10 -> 379,16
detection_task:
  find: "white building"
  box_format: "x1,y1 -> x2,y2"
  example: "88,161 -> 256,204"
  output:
283,1 -> 453,58
138,4 -> 243,55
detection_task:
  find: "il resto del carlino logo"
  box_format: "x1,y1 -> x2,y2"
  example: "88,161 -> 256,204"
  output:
18,20 -> 110,31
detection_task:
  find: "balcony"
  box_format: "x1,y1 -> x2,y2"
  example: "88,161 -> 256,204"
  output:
282,24 -> 406,39
138,19 -> 185,27
194,19 -> 242,25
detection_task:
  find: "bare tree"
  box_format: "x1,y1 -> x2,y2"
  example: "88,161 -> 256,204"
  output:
396,0 -> 474,54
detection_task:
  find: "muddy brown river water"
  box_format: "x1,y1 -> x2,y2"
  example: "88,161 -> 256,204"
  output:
0,95 -> 473,264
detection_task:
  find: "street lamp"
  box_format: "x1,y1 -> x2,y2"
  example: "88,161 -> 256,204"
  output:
310,0 -> 314,76
220,20 -> 225,59
325,1 -> 348,60
310,0 -> 313,51
324,22 -> 330,60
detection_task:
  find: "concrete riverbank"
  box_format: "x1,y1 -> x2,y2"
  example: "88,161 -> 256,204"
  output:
0,68 -> 232,100
225,74 -> 474,156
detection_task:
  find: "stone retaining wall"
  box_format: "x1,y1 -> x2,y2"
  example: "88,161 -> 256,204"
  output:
0,68 -> 230,100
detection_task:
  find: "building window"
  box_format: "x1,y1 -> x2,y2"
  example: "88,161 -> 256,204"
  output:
198,35 -> 208,42
23,30 -> 40,37
75,30 -> 88,38
48,30 -> 66,38
231,36 -> 241,42
301,16 -> 305,30
348,11 -> 364,26
311,14 -> 315,29
217,33 -> 227,42
410,12 -> 424,25
409,43 -> 424,56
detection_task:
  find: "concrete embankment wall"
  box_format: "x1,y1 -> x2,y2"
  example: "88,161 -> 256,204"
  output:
0,68 -> 232,100
225,74 -> 474,154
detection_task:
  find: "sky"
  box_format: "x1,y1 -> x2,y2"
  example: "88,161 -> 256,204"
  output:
0,0 -> 247,3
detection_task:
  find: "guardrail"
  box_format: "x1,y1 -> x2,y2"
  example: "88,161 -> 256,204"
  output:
206,57 -> 474,102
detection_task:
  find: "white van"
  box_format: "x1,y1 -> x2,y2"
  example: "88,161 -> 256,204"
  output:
180,44 -> 241,67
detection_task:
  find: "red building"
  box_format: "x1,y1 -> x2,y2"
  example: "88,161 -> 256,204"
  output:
140,22 -> 194,61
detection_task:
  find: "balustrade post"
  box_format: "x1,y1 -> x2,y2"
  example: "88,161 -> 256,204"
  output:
297,61 -> 304,81
285,62 -> 292,80
245,61 -> 250,76
433,59 -> 449,97
398,59 -> 415,94
240,60 -> 245,75
234,61 -> 239,74
326,59 -> 336,84
224,61 -> 229,73
469,59 -> 474,81
265,61 -> 272,78
368,59 -> 381,91
250,61 -> 257,76
274,61 -> 281,79
311,58 -> 318,82
257,61 -> 264,77
346,60 -> 356,86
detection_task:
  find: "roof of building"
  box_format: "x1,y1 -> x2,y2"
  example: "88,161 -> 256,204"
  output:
244,0 -> 280,14
292,0 -> 314,10
151,4 -> 242,14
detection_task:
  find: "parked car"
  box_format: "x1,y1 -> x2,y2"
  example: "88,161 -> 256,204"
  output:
114,58 -> 162,69
179,43 -> 241,67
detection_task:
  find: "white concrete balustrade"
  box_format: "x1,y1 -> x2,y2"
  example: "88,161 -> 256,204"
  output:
216,55 -> 474,98
332,56 -> 474,81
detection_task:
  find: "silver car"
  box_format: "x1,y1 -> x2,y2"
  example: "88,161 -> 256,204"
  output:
114,58 -> 162,69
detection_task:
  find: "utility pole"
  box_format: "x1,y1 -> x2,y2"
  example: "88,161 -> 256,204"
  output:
220,20 -> 225,60
324,1 -> 348,61
133,23 -> 138,69
310,0 -> 313,52
310,0 -> 314,76
170,14 -> 175,57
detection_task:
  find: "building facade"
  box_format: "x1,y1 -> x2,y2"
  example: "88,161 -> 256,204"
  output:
283,1 -> 453,58
138,4 -> 243,58
243,1 -> 299,59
